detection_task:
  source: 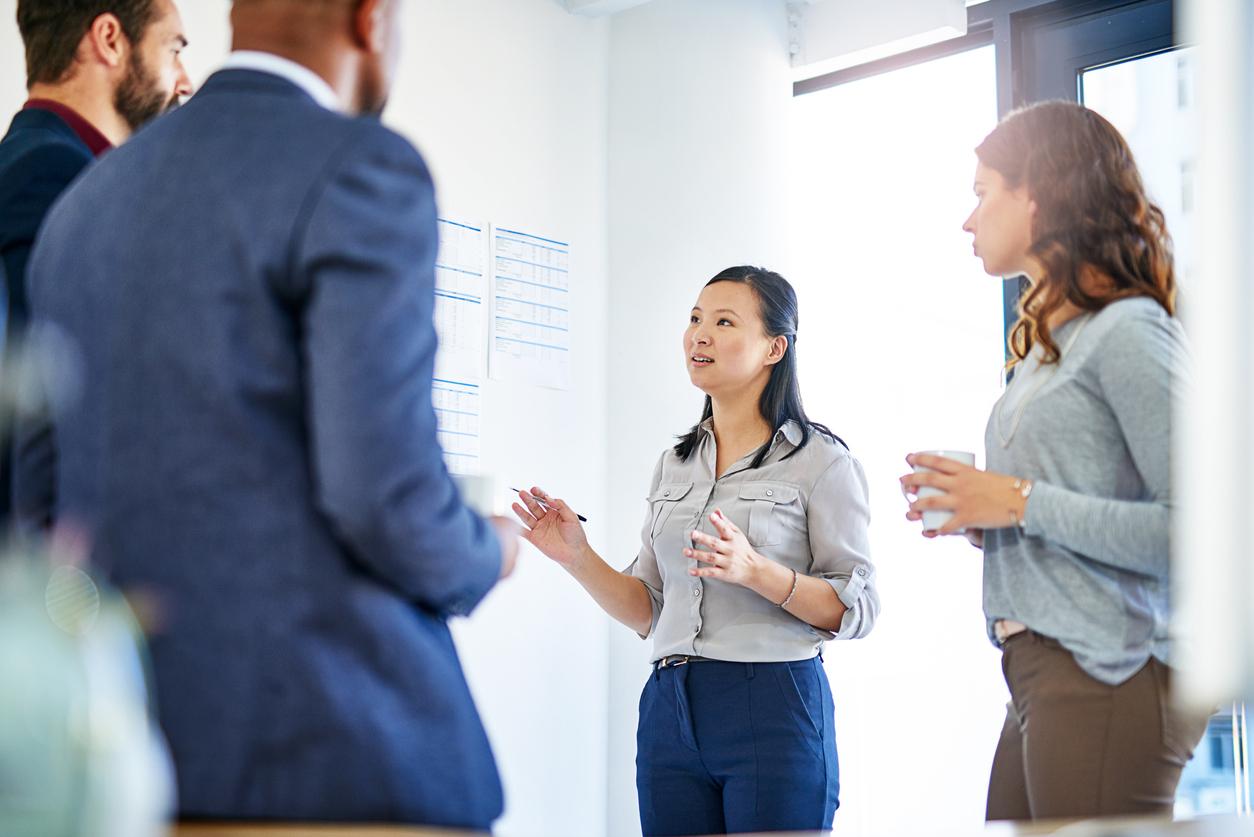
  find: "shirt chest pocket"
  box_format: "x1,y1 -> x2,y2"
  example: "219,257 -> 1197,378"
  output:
648,482 -> 694,541
738,481 -> 800,547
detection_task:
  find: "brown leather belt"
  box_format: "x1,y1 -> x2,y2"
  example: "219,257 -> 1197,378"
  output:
654,654 -> 713,670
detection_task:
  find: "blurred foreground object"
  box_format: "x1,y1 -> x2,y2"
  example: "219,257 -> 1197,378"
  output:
0,545 -> 173,837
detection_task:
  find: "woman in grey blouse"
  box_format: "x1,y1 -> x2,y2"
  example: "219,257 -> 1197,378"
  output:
513,266 -> 878,836
900,101 -> 1208,821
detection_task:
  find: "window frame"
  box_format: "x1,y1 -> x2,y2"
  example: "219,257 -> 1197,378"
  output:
792,0 -> 1181,358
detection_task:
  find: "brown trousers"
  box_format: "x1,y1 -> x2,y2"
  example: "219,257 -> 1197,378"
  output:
986,630 -> 1211,822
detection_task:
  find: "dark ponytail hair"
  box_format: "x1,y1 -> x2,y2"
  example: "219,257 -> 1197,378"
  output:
673,266 -> 845,467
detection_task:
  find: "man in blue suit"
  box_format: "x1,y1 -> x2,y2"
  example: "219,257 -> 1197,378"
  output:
21,0 -> 520,827
0,0 -> 192,525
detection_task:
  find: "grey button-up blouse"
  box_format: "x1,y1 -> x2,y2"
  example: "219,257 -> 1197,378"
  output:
624,419 -> 879,663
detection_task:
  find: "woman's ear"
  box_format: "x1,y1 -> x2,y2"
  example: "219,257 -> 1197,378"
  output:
765,335 -> 788,366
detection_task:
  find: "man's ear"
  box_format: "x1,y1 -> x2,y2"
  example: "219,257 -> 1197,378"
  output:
353,0 -> 387,53
84,13 -> 128,70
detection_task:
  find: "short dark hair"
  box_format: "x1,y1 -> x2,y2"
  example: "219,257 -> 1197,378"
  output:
17,0 -> 160,87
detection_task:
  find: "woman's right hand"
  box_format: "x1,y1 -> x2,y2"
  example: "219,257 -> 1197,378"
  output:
511,486 -> 590,570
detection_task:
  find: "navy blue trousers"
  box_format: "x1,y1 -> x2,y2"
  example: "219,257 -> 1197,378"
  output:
636,657 -> 839,836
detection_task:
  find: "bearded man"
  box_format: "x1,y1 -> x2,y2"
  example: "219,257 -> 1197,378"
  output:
0,0 -> 193,525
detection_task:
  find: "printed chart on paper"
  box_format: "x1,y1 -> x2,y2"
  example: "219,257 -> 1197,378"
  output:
432,378 -> 481,476
489,227 -> 571,390
433,219 -> 487,474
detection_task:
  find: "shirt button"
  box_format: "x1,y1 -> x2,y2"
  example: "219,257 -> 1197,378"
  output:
857,567 -> 868,577
693,587 -> 701,598
663,489 -> 671,497
766,489 -> 774,497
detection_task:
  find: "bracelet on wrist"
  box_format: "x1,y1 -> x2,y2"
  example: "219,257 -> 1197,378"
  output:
778,568 -> 799,608
1010,478 -> 1034,530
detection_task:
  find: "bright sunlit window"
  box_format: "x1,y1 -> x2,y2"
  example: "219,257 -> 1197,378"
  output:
1083,48 -> 1199,294
789,45 -> 1009,836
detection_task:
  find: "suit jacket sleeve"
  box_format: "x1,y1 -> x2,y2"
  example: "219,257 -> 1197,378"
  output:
1,141 -> 91,330
292,124 -> 501,616
11,388 -> 56,535
6,141 -> 92,534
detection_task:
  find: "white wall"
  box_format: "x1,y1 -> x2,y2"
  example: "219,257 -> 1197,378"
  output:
0,8 -> 23,116
0,3 -> 612,836
604,2 -> 793,834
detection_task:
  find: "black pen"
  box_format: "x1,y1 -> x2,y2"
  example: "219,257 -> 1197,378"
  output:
510,487 -> 588,522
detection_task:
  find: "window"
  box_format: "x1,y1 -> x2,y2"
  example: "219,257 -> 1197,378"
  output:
790,45 -> 1005,836
1081,46 -> 1199,291
793,0 -> 1250,826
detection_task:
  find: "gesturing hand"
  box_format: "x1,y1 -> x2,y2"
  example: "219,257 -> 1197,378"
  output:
511,486 -> 590,569
685,509 -> 765,588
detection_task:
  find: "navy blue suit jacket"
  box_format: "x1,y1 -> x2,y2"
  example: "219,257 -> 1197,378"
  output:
0,108 -> 94,522
24,70 -> 505,826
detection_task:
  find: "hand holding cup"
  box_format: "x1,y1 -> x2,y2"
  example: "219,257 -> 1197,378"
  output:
900,451 -> 1032,538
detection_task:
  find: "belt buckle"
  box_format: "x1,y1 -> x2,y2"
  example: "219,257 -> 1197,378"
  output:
660,654 -> 690,669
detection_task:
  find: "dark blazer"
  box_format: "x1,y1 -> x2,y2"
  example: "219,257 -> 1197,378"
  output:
0,108 -> 94,523
23,70 -> 505,827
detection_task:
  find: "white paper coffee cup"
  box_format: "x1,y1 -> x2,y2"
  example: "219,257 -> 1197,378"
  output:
914,450 -> 976,532
453,474 -> 496,517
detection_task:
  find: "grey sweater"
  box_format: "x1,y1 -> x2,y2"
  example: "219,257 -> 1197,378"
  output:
983,296 -> 1187,685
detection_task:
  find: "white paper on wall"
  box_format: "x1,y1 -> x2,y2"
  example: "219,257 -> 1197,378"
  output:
433,378 -> 481,476
434,218 -> 488,382
489,226 -> 571,390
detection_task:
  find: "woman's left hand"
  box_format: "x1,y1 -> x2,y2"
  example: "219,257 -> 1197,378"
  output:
685,509 -> 764,588
899,452 -> 1029,537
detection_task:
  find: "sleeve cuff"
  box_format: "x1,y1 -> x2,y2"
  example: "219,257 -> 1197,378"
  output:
636,592 -> 662,640
446,527 -> 503,617
830,567 -> 870,609
621,559 -> 663,640
818,569 -> 873,640
1023,480 -> 1058,538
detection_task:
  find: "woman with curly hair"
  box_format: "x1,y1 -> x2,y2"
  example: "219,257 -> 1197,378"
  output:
899,100 -> 1209,821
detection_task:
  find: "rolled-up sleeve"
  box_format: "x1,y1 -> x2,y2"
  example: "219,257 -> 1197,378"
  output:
807,454 -> 879,640
622,453 -> 665,639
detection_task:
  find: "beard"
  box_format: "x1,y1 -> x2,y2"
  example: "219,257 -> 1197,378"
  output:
114,50 -> 179,132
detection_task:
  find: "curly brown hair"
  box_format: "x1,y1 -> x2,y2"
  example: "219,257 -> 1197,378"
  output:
976,100 -> 1176,365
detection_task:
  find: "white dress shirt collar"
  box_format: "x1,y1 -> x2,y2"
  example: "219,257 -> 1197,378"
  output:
220,51 -> 342,113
